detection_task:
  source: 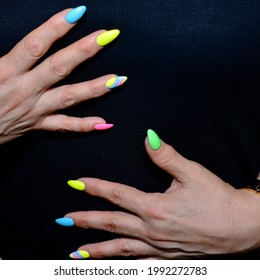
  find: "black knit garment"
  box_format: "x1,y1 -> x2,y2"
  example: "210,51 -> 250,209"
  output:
0,0 -> 259,259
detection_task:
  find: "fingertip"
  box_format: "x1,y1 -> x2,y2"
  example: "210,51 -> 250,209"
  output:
65,5 -> 87,24
55,217 -> 74,227
96,29 -> 121,47
69,249 -> 90,259
80,117 -> 106,131
94,123 -> 114,130
106,75 -> 128,90
146,129 -> 162,151
67,180 -> 85,191
145,136 -> 164,151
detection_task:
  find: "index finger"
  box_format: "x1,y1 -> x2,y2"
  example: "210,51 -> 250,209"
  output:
69,178 -> 149,216
5,6 -> 86,74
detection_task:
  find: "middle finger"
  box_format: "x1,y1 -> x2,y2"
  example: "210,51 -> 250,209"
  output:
29,29 -> 120,92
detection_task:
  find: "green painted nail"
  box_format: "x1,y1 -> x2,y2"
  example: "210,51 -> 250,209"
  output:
67,180 -> 85,191
147,129 -> 162,150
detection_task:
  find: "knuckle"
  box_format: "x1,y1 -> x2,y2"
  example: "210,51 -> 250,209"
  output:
144,197 -> 169,221
23,35 -> 45,59
146,229 -> 164,242
145,205 -> 162,220
0,57 -> 16,81
105,216 -> 120,234
78,122 -> 92,132
79,38 -> 97,59
77,217 -> 90,229
88,81 -> 104,98
56,126 -> 70,133
49,57 -> 70,79
91,179 -> 105,196
61,87 -> 77,107
118,240 -> 134,257
93,245 -> 107,259
56,118 -> 71,132
48,16 -> 65,38
159,146 -> 178,169
111,187 -> 124,206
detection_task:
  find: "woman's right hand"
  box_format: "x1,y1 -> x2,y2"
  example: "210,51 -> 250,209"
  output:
0,6 -> 127,144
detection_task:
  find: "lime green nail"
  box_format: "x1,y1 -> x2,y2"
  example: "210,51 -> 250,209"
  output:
147,129 -> 162,150
67,180 -> 85,191
96,29 -> 120,47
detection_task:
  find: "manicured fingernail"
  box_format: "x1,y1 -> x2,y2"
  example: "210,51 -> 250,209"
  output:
55,217 -> 74,227
106,76 -> 128,89
96,29 -> 120,47
147,129 -> 162,150
65,6 -> 87,24
67,180 -> 85,191
94,124 -> 114,130
70,250 -> 90,259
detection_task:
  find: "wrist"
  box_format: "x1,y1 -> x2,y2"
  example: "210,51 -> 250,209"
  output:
235,188 -> 260,251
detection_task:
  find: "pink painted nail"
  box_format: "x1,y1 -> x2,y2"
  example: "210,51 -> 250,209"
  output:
94,124 -> 114,130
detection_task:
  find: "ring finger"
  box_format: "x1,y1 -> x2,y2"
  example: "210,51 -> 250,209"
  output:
37,74 -> 126,113
66,211 -> 146,238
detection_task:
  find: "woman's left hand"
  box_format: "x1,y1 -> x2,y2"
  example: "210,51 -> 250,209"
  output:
64,130 -> 260,259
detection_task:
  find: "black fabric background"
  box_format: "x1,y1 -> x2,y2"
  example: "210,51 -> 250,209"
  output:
0,0 -> 259,259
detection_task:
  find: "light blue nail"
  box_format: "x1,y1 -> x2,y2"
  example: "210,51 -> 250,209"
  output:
65,6 -> 87,24
55,217 -> 74,227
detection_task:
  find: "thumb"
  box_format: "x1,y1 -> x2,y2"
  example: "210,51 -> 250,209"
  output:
145,129 -> 195,182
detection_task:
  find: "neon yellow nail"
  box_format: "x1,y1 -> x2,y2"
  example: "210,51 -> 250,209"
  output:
106,76 -> 128,89
69,250 -> 90,259
67,180 -> 85,191
106,77 -> 117,88
96,29 -> 120,47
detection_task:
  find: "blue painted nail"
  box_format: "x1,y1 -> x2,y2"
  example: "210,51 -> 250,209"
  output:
55,217 -> 74,227
65,6 -> 87,24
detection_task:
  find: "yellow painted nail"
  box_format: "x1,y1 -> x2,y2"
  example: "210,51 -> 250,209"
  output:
67,180 -> 85,191
70,250 -> 90,259
106,76 -> 128,89
96,29 -> 120,47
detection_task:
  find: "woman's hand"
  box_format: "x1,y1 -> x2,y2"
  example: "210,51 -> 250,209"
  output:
0,6 -> 126,144
62,129 -> 260,259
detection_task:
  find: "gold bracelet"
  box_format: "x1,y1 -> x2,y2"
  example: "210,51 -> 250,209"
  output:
242,180 -> 260,196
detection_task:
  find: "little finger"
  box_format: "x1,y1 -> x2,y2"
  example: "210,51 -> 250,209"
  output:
36,114 -> 110,132
70,238 -> 159,259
